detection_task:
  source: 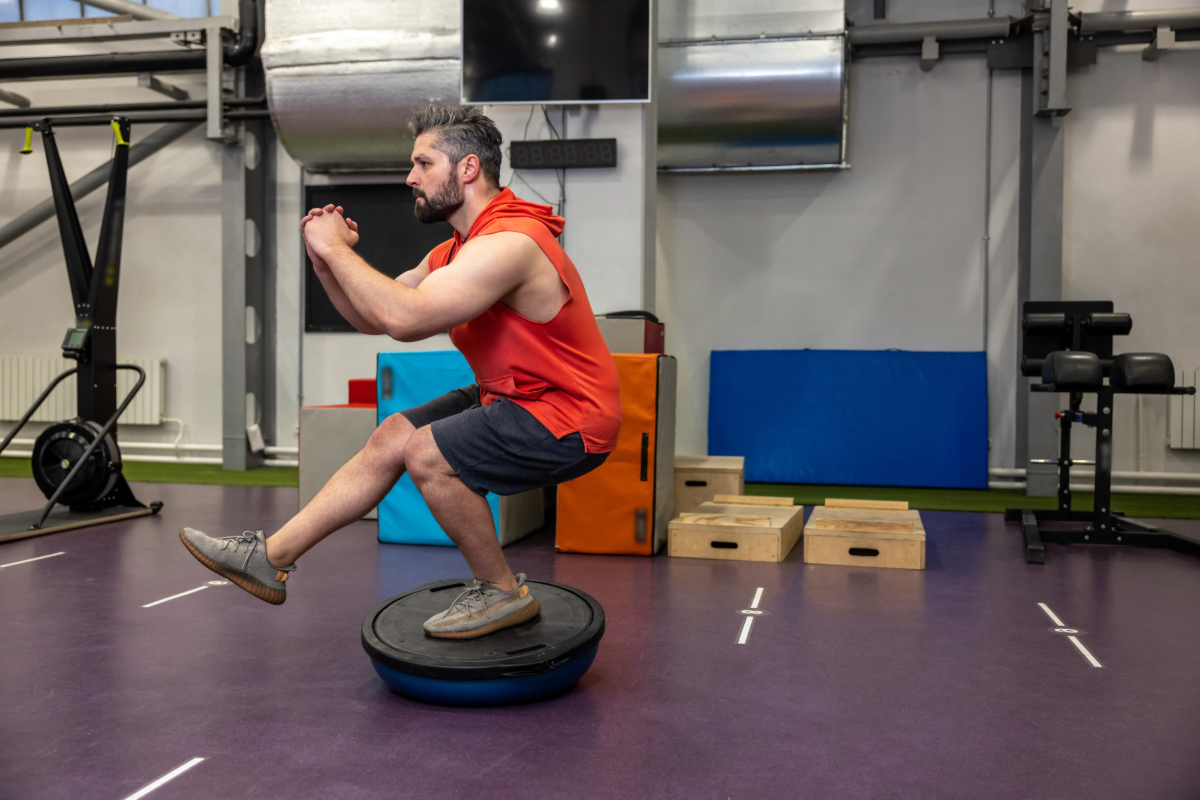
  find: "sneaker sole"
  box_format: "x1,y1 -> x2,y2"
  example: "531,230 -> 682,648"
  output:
425,598 -> 542,639
178,529 -> 286,606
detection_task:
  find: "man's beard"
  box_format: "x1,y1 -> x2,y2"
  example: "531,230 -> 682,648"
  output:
413,178 -> 464,224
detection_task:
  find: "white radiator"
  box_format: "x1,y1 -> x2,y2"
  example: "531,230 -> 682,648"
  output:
1169,367 -> 1198,450
0,355 -> 166,425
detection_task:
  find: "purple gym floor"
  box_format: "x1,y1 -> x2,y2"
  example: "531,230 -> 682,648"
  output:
2,478 -> 1200,800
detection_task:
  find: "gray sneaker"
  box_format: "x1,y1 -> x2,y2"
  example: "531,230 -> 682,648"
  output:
178,528 -> 295,605
423,574 -> 541,639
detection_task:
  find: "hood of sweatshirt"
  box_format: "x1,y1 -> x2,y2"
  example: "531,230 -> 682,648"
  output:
457,187 -> 565,243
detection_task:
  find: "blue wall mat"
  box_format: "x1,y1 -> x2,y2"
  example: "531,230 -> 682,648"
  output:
376,351 -> 500,545
708,350 -> 988,489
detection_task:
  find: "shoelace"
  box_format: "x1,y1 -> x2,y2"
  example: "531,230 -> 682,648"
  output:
216,531 -> 261,571
445,580 -> 493,621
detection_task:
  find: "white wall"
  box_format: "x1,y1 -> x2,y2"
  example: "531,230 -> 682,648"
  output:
3,0 -> 1197,480
659,0 -> 1200,478
297,103 -> 657,409
488,104 -> 656,315
657,54 -> 1024,463
1061,43 -> 1200,474
0,72 -> 228,450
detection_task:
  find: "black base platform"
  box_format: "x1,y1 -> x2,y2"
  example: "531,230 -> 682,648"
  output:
0,502 -> 162,544
1005,508 -> 1200,564
362,579 -> 605,705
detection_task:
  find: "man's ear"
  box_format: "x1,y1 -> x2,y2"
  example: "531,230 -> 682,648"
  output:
460,154 -> 482,184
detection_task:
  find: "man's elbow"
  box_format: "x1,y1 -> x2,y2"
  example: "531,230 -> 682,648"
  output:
383,315 -> 419,342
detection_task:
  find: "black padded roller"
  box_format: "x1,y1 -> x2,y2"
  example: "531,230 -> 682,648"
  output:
1110,353 -> 1174,390
1084,313 -> 1133,336
1022,313 -> 1067,334
1042,351 -> 1102,389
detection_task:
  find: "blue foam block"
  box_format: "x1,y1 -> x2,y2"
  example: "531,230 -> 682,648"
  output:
708,350 -> 988,489
376,350 -> 500,545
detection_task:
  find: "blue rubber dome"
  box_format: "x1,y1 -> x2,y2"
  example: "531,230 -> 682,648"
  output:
362,579 -> 605,706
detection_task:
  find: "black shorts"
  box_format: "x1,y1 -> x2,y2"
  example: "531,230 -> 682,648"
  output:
399,385 -> 609,497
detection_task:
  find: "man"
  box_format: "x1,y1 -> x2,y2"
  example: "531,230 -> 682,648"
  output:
179,106 -> 621,639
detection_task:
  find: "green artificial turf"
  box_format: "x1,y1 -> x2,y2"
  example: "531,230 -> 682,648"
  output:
2,456 -> 1196,518
0,457 -> 298,488
746,483 -> 1200,520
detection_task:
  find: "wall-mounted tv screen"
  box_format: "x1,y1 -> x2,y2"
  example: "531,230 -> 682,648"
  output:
462,0 -> 651,105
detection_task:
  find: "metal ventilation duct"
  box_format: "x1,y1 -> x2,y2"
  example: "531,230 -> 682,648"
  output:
659,0 -> 844,41
263,0 -> 847,173
657,0 -> 847,172
262,0 -> 460,172
657,36 -> 846,172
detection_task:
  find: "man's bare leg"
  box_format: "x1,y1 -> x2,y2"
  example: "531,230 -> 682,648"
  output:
264,413 -> 417,567
405,426 -> 518,592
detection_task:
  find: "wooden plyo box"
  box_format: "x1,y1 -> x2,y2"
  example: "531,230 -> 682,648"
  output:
803,503 -> 925,570
668,501 -> 802,563
673,456 -> 745,519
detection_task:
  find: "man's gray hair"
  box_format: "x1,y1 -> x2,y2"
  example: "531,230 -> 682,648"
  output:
409,105 -> 503,187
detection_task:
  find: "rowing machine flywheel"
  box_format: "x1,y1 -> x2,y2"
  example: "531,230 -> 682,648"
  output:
31,419 -> 122,508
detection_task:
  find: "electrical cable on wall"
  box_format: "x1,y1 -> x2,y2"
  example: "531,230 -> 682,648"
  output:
504,105 -> 567,244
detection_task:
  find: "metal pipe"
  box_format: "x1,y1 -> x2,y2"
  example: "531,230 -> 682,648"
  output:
982,61 -> 993,353
0,121 -> 199,252
0,88 -> 31,108
0,51 -> 206,81
0,110 -> 269,129
0,450 -> 296,466
0,0 -> 258,81
659,163 -> 846,174
988,480 -> 1200,495
4,439 -> 297,455
79,0 -> 179,21
847,17 -> 1014,45
990,467 -> 1200,482
1080,9 -> 1200,33
0,451 -> 297,467
0,97 -> 265,119
0,368 -> 78,457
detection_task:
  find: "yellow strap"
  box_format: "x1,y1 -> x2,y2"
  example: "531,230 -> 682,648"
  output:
110,120 -> 129,147
19,127 -> 32,155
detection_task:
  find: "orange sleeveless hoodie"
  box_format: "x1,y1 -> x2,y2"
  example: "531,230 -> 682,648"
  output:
427,189 -> 622,453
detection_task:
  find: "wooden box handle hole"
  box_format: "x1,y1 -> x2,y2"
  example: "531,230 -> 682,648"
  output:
849,547 -> 880,557
685,480 -> 708,487
711,541 -> 738,549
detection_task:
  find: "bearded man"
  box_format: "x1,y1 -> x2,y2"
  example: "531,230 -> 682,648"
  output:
179,106 -> 621,639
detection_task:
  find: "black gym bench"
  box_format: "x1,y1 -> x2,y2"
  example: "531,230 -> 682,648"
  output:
1005,301 -> 1200,564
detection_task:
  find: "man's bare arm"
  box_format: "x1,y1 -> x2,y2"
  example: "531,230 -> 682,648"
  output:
309,241 -> 385,335
301,206 -> 432,335
307,212 -> 534,342
396,258 -> 430,290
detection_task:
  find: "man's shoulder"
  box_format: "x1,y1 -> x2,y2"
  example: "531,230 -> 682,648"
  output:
427,237 -> 458,270
478,216 -> 557,244
467,227 -> 548,259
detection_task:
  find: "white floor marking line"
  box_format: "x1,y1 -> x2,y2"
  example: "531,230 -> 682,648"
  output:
1038,603 -> 1102,668
1038,602 -> 1066,627
1068,635 -> 1103,668
0,551 -> 65,569
737,616 -> 754,644
142,586 -> 208,608
120,757 -> 205,800
750,587 -> 764,609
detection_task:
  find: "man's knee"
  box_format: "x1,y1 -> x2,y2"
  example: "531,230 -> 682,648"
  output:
365,412 -> 416,468
404,427 -> 448,483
